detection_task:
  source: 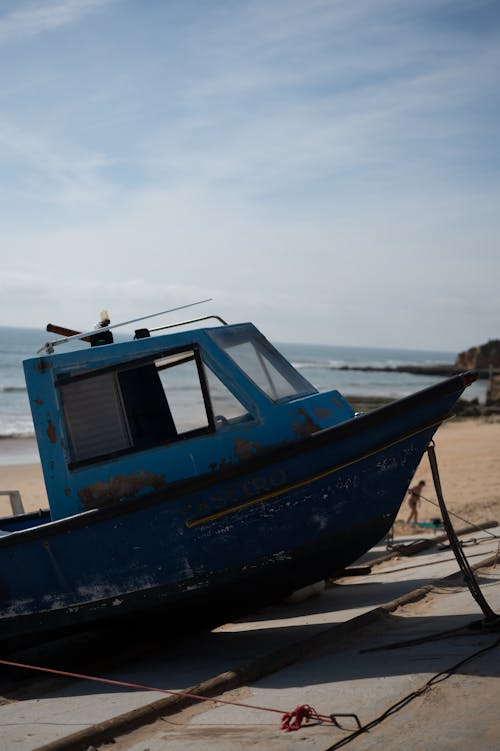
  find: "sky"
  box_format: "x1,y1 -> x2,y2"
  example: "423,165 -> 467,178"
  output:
0,0 -> 499,352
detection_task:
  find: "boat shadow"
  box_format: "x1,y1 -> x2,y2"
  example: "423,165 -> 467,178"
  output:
246,609 -> 500,693
2,573 -> 499,702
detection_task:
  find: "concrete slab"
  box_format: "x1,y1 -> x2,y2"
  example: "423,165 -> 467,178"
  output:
0,528 -> 498,751
110,570 -> 500,751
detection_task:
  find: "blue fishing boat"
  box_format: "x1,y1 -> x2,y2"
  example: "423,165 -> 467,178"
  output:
0,308 -> 476,641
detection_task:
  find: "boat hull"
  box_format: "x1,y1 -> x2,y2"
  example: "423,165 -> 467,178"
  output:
0,373 -> 472,641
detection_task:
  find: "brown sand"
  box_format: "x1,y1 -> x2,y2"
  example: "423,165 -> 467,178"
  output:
1,418 -> 499,528
395,416 -> 500,533
0,461 -> 47,515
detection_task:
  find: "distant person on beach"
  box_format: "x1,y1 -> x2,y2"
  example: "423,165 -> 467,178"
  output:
407,480 -> 425,523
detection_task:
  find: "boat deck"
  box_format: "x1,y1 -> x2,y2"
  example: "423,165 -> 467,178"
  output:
1,526 -> 499,751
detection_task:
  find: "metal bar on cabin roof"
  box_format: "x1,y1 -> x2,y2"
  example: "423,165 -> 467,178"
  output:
38,299 -> 213,354
150,314 -> 228,332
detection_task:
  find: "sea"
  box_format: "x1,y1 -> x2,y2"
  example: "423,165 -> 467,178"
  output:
0,325 -> 485,466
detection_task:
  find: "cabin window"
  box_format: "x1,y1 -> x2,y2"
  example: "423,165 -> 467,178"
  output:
155,351 -> 210,434
204,367 -> 250,425
59,347 -> 214,465
60,372 -> 132,463
208,328 -> 316,402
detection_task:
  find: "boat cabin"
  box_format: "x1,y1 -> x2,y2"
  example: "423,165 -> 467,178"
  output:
24,319 -> 355,521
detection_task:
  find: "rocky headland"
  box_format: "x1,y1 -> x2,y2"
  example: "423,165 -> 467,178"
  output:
336,339 -> 500,381
339,339 -> 500,415
454,339 -> 500,371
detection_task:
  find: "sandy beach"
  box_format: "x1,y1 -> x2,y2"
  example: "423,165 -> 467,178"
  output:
0,439 -> 47,514
1,417 -> 499,528
394,416 -> 500,531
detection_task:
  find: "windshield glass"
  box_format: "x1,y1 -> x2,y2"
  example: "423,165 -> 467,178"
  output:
208,326 -> 316,402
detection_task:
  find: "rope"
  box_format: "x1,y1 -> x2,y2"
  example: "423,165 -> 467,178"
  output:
360,620 -> 483,653
418,492 -> 499,540
324,635 -> 500,750
373,548 -> 497,577
280,704 -> 322,732
427,442 -> 499,624
0,658 -> 338,733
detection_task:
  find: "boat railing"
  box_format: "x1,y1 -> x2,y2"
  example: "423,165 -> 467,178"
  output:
38,299 -> 214,354
0,490 -> 25,516
150,315 -> 228,333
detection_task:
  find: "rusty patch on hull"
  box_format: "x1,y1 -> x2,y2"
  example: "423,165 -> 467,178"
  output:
79,471 -> 168,510
313,407 -> 332,419
330,395 -> 348,410
234,436 -> 262,460
47,419 -> 57,444
292,408 -> 321,438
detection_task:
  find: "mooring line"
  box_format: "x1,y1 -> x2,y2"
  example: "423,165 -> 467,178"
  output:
0,658 -> 343,734
420,492 -> 499,540
322,635 -> 500,750
427,441 -> 500,625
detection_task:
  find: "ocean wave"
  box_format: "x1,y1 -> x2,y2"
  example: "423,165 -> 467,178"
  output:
290,360 -> 330,369
292,359 -> 437,370
0,416 -> 35,439
326,359 -> 450,370
0,429 -> 36,439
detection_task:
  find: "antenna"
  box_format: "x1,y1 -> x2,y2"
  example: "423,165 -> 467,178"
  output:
38,298 -> 213,354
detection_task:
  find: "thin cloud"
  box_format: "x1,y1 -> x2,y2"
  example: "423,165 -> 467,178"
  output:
0,0 -> 499,349
0,0 -> 116,44
0,116 -> 116,213
138,1 -> 500,200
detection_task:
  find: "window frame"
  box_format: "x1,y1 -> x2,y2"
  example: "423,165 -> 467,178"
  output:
57,344 -> 216,469
207,327 -> 317,404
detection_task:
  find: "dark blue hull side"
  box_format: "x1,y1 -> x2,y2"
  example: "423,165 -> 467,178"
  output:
0,374 -> 472,640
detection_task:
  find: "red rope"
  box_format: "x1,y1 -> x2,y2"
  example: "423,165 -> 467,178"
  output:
280,704 -> 323,732
0,658 -> 335,732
